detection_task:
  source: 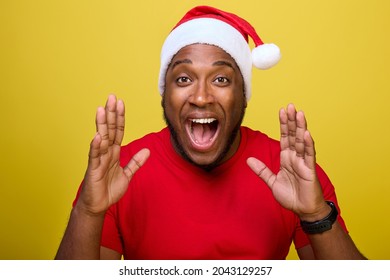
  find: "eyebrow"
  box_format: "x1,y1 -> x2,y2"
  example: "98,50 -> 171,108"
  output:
170,59 -> 192,70
212,60 -> 235,69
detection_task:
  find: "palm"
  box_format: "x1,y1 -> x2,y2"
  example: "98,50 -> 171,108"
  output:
247,104 -> 324,217
269,147 -> 319,213
85,147 -> 128,213
78,95 -> 149,215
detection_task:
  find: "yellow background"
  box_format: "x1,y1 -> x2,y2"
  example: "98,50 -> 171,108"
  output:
1,0 -> 389,259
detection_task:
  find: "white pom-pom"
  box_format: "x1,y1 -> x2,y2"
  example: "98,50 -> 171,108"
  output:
251,43 -> 281,70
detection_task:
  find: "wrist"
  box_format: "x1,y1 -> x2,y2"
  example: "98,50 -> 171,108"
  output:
73,202 -> 107,220
299,201 -> 331,222
300,201 -> 338,234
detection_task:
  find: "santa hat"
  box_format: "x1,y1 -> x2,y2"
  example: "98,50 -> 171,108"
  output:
158,5 -> 281,100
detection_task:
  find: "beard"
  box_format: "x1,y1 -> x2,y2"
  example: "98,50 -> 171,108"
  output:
162,95 -> 246,171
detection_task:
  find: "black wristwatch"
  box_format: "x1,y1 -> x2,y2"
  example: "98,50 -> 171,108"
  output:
300,201 -> 338,234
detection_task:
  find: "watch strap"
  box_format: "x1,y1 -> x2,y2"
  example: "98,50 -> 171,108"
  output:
300,201 -> 338,234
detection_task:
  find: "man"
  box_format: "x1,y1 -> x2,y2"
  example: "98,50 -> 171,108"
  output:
55,6 -> 365,259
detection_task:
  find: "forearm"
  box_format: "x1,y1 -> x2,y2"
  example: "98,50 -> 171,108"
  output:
308,221 -> 366,260
55,206 -> 105,260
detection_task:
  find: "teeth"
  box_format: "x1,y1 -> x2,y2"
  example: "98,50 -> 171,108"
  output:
191,118 -> 216,124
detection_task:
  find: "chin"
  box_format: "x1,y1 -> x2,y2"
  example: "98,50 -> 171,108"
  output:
187,153 -> 224,170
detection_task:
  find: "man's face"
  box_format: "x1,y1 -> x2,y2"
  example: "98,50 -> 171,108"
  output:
162,44 -> 247,170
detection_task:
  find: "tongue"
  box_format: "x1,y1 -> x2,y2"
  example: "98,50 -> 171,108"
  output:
192,123 -> 215,145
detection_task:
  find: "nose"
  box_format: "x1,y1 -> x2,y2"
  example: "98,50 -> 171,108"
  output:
188,80 -> 215,107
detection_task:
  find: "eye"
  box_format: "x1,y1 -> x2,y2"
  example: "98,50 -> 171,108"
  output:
176,76 -> 192,85
213,76 -> 230,85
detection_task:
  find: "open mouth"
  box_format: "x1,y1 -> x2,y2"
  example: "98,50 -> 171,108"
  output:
186,118 -> 219,150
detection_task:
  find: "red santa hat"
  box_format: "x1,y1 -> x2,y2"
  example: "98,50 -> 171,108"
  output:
158,5 -> 281,100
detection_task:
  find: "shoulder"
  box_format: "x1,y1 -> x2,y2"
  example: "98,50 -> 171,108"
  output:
119,127 -> 169,165
239,126 -> 281,173
241,126 -> 280,150
241,126 -> 280,157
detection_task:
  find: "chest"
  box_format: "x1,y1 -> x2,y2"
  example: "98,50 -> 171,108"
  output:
118,167 -> 296,259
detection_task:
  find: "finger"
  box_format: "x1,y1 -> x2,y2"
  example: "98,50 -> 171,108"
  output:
247,157 -> 277,189
123,148 -> 151,181
95,106 -> 109,154
295,111 -> 307,158
304,130 -> 317,170
105,95 -> 117,146
287,104 -> 297,151
279,108 -> 289,151
88,132 -> 102,170
113,99 -> 125,146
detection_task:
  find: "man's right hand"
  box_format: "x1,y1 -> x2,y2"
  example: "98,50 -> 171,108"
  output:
77,94 -> 150,216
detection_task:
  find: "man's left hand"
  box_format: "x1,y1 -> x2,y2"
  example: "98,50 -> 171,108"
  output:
247,104 -> 330,221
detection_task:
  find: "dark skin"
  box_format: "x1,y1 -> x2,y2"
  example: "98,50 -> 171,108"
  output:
162,44 -> 246,170
55,44 -> 365,259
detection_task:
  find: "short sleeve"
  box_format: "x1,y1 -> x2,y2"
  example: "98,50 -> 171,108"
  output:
100,205 -> 123,255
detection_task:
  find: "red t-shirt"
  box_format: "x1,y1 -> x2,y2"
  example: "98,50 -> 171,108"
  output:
77,126 -> 347,259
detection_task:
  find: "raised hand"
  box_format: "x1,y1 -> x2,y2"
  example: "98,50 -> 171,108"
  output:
77,95 -> 150,216
247,104 -> 329,221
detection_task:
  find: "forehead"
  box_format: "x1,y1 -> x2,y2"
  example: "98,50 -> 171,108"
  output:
171,44 -> 239,66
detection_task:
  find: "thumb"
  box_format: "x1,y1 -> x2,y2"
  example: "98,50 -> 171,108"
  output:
247,157 -> 276,189
123,148 -> 150,181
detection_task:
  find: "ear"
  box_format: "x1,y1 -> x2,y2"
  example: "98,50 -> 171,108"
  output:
243,91 -> 248,108
160,92 -> 165,107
